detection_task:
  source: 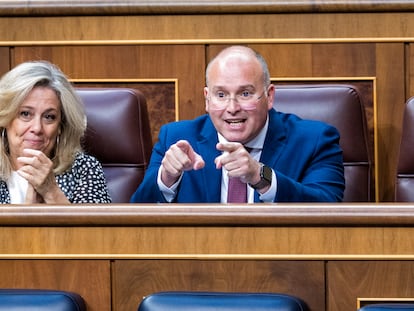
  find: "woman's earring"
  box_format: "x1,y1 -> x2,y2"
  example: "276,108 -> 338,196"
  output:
1,128 -> 8,152
52,135 -> 60,160
55,135 -> 60,152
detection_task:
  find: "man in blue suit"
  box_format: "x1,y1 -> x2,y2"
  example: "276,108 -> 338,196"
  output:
131,46 -> 345,203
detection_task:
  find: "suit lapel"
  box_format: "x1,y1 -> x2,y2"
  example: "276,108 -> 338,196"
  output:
197,117 -> 222,202
260,109 -> 287,167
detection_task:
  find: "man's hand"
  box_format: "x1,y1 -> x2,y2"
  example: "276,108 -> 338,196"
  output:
215,142 -> 261,185
161,140 -> 205,187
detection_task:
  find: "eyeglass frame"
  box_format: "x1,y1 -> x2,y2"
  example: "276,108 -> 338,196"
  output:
206,88 -> 268,109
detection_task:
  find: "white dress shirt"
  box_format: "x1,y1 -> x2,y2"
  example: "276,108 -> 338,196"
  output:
7,171 -> 28,204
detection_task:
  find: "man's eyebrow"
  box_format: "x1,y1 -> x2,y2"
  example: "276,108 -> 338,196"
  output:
211,85 -> 256,91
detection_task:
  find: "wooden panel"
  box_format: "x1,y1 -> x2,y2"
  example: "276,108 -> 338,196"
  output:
327,261 -> 414,311
0,206 -> 412,311
3,1 -> 414,16
0,47 -> 9,75
3,13 -> 414,41
0,226 -> 390,255
0,260 -> 111,311
2,206 -> 414,256
375,43 -> 406,201
3,205 -> 414,226
12,45 -> 206,120
408,43 -> 414,98
112,260 -> 325,311
209,43 -> 376,77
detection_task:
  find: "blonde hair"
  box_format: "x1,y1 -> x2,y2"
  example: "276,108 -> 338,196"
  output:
0,61 -> 86,180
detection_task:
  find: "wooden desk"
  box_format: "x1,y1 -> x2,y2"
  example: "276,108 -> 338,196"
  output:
1,204 -> 414,311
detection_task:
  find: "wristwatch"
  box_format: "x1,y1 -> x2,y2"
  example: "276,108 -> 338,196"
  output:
249,163 -> 272,190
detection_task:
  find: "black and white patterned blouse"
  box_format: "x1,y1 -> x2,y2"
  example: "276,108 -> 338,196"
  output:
0,152 -> 112,204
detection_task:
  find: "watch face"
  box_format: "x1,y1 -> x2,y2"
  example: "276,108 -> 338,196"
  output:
262,165 -> 272,183
249,164 -> 272,190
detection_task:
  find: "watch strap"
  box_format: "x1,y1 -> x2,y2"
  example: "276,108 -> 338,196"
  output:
249,163 -> 272,190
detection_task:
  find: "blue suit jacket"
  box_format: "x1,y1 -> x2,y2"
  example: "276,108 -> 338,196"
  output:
131,109 -> 345,203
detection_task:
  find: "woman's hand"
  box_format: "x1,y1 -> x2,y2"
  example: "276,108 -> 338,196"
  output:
17,148 -> 69,203
24,184 -> 44,203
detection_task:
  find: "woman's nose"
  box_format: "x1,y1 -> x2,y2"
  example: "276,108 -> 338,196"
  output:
30,116 -> 43,132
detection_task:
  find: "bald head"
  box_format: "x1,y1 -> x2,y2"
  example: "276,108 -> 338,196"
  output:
205,46 -> 270,87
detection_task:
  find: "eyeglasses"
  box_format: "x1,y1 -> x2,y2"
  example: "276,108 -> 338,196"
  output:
207,90 -> 266,111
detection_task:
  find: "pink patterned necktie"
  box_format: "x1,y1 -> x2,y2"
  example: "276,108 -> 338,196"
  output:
227,176 -> 247,203
227,146 -> 252,203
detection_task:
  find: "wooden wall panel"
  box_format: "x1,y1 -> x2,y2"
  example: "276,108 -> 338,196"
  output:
3,1 -> 414,16
408,43 -> 414,97
0,260 -> 111,311
3,13 -> 414,41
3,225 -> 414,256
12,45 -> 207,120
208,43 -> 376,77
112,260 -> 325,311
375,43 -> 406,200
1,206 -> 414,311
0,47 -> 10,75
327,261 -> 414,311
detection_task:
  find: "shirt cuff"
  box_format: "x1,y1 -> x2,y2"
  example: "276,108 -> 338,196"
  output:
157,167 -> 182,202
258,169 -> 277,202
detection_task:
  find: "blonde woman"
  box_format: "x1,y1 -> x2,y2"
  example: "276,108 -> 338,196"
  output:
0,61 -> 111,203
